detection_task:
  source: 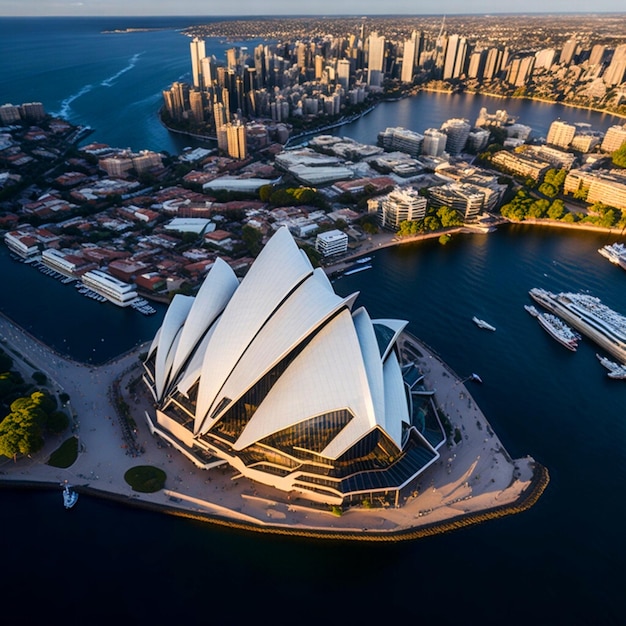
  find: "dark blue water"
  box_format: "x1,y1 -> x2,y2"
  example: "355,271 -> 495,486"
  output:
1,17 -> 625,625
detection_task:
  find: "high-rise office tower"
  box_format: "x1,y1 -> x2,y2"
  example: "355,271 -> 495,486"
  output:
190,37 -> 206,89
506,56 -> 535,87
483,47 -> 503,80
188,89 -> 205,124
589,44 -> 607,67
367,31 -> 385,87
546,120 -> 577,148
535,48 -> 557,71
226,121 -> 247,160
603,44 -> 626,86
401,31 -> 420,83
200,57 -> 215,91
559,38 -> 578,65
468,49 -> 487,80
443,34 -> 465,80
337,59 -> 351,90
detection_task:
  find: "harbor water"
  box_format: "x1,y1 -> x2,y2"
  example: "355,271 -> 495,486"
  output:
0,16 -> 625,625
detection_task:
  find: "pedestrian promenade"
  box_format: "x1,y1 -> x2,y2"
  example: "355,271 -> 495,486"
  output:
0,312 -> 546,541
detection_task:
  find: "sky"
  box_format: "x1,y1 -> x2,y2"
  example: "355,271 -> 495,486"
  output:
1,0 -> 625,17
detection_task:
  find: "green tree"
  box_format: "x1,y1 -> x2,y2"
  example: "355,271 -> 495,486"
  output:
242,224 -> 263,256
547,199 -> 566,220
611,143 -> 626,168
437,206 -> 463,227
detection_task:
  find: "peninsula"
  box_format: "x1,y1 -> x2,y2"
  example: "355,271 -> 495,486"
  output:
0,276 -> 548,542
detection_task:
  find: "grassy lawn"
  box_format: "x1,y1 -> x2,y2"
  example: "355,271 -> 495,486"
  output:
47,436 -> 79,468
124,465 -> 166,492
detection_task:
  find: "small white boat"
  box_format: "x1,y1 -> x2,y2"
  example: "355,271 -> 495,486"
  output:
471,372 -> 483,383
62,483 -> 78,509
524,304 -> 539,317
472,316 -> 496,331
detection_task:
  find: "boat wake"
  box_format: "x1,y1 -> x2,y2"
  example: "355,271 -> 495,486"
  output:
101,52 -> 143,87
52,53 -> 143,118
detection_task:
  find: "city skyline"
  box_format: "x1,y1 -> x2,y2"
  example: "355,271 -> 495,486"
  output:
2,0 -> 626,17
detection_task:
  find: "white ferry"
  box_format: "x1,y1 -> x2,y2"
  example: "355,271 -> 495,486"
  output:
596,353 -> 626,380
472,316 -> 496,331
343,264 -> 372,276
536,313 -> 579,351
529,288 -> 626,363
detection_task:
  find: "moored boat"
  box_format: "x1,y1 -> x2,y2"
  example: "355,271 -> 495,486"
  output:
536,312 -> 579,351
472,316 -> 496,331
62,482 -> 78,509
596,353 -> 626,379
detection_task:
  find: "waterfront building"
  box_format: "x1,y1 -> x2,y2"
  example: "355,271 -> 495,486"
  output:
547,120 -> 577,149
468,49 -> 487,80
466,128 -> 491,153
421,128 -> 447,157
483,47 -> 504,81
600,124 -> 626,153
564,168 -> 626,211
440,118 -> 471,155
506,55 -> 535,87
369,187 -> 427,230
20,102 -> 46,121
378,127 -> 424,157
81,269 -> 139,307
0,103 -> 21,124
142,227 -> 445,506
429,182 -> 488,221
491,151 -> 551,181
315,229 -> 348,257
41,248 -> 95,277
3,229 -> 40,259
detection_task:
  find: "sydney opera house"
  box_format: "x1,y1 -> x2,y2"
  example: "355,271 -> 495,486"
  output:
143,227 -> 447,506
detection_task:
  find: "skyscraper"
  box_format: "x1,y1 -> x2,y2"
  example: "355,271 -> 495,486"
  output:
401,31 -> 420,83
603,44 -> 626,86
190,37 -> 206,89
367,32 -> 385,87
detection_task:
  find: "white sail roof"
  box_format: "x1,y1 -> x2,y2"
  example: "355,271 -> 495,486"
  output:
382,348 -> 409,447
154,294 -> 195,400
167,258 -> 239,393
194,227 -> 314,431
175,323 -> 219,397
373,318 -> 409,362
196,270 -> 355,433
233,309 -> 376,454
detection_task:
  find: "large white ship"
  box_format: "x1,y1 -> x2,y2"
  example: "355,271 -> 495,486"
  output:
535,312 -> 579,351
598,242 -> 626,266
529,288 -> 626,363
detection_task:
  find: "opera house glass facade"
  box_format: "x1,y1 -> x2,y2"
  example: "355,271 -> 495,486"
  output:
143,227 -> 446,506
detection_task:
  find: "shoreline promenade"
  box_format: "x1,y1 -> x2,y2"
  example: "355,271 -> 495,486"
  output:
0,307 -> 548,542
